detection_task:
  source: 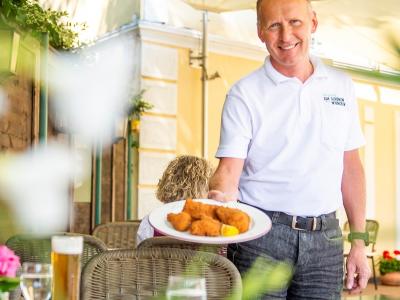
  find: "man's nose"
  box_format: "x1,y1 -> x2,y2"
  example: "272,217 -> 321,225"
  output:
280,25 -> 292,42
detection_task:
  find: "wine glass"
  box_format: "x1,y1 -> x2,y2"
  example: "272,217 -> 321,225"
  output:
20,262 -> 52,300
166,276 -> 206,300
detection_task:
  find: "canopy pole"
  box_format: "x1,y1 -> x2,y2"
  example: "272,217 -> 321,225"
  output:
202,11 -> 208,159
94,144 -> 102,225
39,32 -> 49,143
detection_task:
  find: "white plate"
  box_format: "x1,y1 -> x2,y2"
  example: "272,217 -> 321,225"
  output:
148,199 -> 271,244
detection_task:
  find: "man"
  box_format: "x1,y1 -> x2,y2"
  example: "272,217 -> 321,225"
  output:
208,0 -> 371,298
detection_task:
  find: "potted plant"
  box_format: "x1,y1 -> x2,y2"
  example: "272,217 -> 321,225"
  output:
128,90 -> 153,132
0,245 -> 20,300
379,250 -> 400,286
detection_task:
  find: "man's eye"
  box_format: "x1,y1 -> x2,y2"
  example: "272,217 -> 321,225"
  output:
290,20 -> 302,26
268,23 -> 280,30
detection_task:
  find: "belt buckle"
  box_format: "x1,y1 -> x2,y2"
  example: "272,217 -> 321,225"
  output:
291,216 -> 305,231
291,216 -> 318,231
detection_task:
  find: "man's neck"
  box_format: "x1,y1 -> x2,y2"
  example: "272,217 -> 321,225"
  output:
271,58 -> 314,83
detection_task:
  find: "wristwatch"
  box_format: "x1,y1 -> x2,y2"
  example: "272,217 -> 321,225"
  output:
348,232 -> 369,246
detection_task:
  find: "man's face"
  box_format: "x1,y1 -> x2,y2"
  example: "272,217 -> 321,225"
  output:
257,0 -> 318,73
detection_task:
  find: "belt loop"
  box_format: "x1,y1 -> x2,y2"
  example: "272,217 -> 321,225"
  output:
320,214 -> 327,230
312,217 -> 317,231
272,212 -> 280,223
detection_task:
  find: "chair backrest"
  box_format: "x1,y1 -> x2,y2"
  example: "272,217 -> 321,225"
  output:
5,232 -> 107,268
343,219 -> 379,250
92,221 -> 141,249
137,236 -> 227,256
81,248 -> 242,300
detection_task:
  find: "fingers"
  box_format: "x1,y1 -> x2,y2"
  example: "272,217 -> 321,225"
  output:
345,264 -> 355,290
357,271 -> 370,290
346,264 -> 371,294
348,273 -> 369,295
345,247 -> 371,294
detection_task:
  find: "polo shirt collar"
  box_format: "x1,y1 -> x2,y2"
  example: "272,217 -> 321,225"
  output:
264,55 -> 328,84
310,56 -> 328,79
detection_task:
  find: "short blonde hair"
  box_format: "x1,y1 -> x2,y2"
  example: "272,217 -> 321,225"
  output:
156,155 -> 213,203
257,0 -> 312,25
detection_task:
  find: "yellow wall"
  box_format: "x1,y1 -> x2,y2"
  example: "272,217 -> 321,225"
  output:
358,88 -> 400,252
374,103 -> 398,251
177,50 -> 261,167
207,53 -> 261,167
177,48 -> 202,157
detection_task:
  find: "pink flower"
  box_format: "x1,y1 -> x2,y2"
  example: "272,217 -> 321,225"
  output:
0,245 -> 20,277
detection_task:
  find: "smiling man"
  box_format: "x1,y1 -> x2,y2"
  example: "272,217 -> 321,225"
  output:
208,0 -> 371,298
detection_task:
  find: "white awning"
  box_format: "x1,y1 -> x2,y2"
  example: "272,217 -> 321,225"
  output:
181,0 -> 255,13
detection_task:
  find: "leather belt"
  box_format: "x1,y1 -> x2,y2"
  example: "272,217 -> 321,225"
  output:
263,210 -> 339,231
238,201 -> 339,231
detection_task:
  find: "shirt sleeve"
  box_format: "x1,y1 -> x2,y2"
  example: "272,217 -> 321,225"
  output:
216,90 -> 252,159
344,79 -> 366,151
136,215 -> 154,246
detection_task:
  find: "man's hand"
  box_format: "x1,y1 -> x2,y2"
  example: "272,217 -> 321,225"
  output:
208,158 -> 244,203
208,190 -> 237,202
345,242 -> 371,294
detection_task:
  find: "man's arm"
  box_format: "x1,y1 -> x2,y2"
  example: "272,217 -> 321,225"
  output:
208,157 -> 245,202
342,149 -> 371,293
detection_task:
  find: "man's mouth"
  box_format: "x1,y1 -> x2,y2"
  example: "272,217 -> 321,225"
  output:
279,42 -> 300,50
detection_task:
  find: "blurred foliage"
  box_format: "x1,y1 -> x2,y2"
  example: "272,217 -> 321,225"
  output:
0,199 -> 20,244
155,250 -> 292,299
128,90 -> 153,120
0,277 -> 20,292
232,256 -> 293,299
0,0 -> 86,49
380,259 -> 400,274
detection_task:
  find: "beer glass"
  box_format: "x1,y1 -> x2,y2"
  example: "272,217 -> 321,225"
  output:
51,236 -> 83,300
20,262 -> 52,300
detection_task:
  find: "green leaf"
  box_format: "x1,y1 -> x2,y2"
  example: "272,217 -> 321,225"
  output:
379,257 -> 400,275
129,90 -> 154,120
232,257 -> 293,300
0,0 -> 85,49
0,277 -> 20,292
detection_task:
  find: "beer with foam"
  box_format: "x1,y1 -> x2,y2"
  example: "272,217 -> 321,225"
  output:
51,236 -> 83,300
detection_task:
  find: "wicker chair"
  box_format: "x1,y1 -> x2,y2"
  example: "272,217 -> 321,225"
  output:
138,236 -> 227,256
92,221 -> 141,249
81,248 -> 242,300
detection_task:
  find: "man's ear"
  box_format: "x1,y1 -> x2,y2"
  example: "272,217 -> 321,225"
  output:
311,11 -> 318,33
257,24 -> 265,43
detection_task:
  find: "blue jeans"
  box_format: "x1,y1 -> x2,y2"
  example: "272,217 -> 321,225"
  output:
228,213 -> 343,299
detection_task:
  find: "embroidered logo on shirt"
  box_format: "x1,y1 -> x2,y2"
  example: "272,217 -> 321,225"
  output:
323,95 -> 346,106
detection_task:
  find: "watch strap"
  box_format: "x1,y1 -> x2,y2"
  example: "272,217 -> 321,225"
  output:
348,231 -> 369,246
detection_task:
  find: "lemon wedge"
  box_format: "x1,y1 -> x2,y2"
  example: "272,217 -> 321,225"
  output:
221,224 -> 239,237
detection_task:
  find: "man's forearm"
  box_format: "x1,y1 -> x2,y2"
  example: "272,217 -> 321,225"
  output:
209,175 -> 238,197
342,150 -> 371,292
342,150 -> 366,233
209,157 -> 244,201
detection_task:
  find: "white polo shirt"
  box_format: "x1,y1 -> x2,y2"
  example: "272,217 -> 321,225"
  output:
216,56 -> 365,217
